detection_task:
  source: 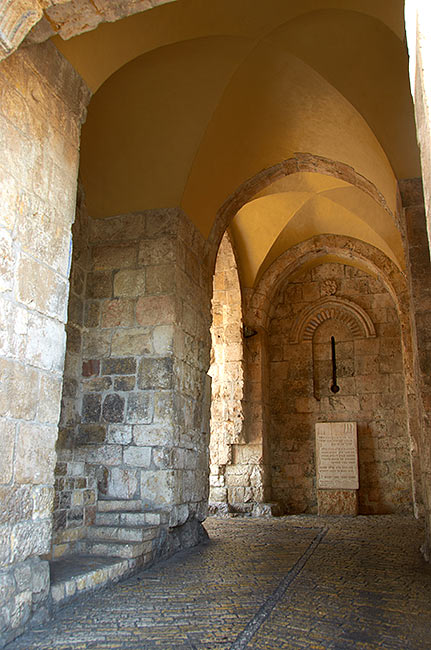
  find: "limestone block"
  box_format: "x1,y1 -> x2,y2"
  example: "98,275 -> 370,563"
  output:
138,238 -> 176,266
14,562 -> 32,592
0,571 -> 15,603
10,590 -> 32,631
133,424 -> 172,447
113,269 -> 145,298
82,377 -> 112,392
107,467 -> 138,499
86,271 -> 112,299
153,391 -> 174,426
138,357 -> 173,390
111,328 -> 152,357
0,524 -> 11,564
92,244 -> 137,270
38,373 -> 62,424
32,487 -> 54,520
25,312 -> 66,372
123,446 -> 151,468
0,419 -> 15,484
145,264 -> 175,295
106,424 -> 132,445
0,228 -> 14,293
101,299 -> 134,327
0,168 -> 19,230
10,519 -> 51,562
136,295 -> 176,326
15,423 -> 57,484
75,445 -> 121,466
127,392 -> 153,424
152,447 -> 173,469
83,330 -> 111,359
152,325 -> 174,355
82,393 -> 101,423
16,254 -> 68,321
0,486 -> 32,526
15,200 -> 71,275
90,213 -> 146,244
209,487 -> 228,503
146,209 -> 178,239
140,469 -> 175,506
84,301 -> 101,327
114,376 -> 135,391
102,394 -> 125,423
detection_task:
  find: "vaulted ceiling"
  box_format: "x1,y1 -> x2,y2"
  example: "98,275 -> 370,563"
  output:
54,0 -> 419,287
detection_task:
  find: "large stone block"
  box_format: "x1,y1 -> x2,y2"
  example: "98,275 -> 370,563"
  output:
107,467 -> 139,499
0,486 -> 32,526
101,299 -> 134,328
15,423 -> 57,485
0,359 -> 39,420
138,357 -> 173,390
38,373 -> 62,424
0,228 -> 14,293
0,419 -> 14,484
16,254 -> 68,321
102,394 -> 125,423
113,269 -> 145,298
152,325 -> 174,355
10,519 -> 51,563
145,264 -> 175,295
127,392 -> 153,424
93,244 -> 137,270
86,271 -> 112,299
123,446 -> 151,468
138,238 -> 176,266
111,328 -> 152,357
133,424 -> 173,447
140,469 -> 175,506
136,295 -> 176,326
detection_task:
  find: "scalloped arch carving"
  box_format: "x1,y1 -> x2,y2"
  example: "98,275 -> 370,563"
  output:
289,296 -> 376,344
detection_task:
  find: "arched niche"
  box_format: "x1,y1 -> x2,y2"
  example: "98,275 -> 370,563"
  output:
289,296 -> 376,344
242,235 -> 422,518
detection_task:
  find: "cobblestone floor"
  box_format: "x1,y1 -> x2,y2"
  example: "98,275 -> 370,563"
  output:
7,515 -> 431,650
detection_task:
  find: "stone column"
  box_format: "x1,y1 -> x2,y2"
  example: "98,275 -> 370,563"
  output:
0,42 -> 89,645
400,178 -> 431,558
405,0 -> 431,246
61,208 -> 214,552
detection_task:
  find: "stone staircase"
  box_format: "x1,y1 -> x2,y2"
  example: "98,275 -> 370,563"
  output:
78,499 -> 163,559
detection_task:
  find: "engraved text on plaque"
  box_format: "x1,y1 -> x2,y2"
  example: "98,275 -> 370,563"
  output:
316,422 -> 359,490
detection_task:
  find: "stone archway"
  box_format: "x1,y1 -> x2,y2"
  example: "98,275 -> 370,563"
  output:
243,234 -> 423,518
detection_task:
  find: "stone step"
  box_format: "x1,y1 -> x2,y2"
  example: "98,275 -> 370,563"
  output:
97,499 -> 142,512
87,525 -> 159,543
81,538 -> 153,559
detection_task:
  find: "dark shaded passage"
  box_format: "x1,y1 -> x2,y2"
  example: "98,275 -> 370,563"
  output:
7,516 -> 431,650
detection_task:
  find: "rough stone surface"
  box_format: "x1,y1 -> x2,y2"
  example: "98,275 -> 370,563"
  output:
0,38 -> 90,645
268,263 -> 412,515
54,207 -> 214,567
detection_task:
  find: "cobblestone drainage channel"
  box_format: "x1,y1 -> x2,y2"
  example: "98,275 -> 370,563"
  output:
230,526 -> 328,649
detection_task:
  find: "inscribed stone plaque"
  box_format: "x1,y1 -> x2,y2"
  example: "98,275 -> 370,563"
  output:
316,422 -> 359,490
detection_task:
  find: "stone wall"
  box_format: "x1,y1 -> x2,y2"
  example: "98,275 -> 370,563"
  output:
53,207 -> 213,556
0,42 -> 89,645
400,179 -> 431,557
268,263 -> 413,515
52,187 -> 96,556
208,232 -> 246,509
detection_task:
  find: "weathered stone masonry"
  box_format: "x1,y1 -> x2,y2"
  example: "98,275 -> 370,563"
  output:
0,41 -> 90,646
53,205 -> 214,558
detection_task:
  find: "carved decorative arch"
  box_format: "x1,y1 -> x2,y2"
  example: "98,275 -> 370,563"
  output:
289,296 -> 376,344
